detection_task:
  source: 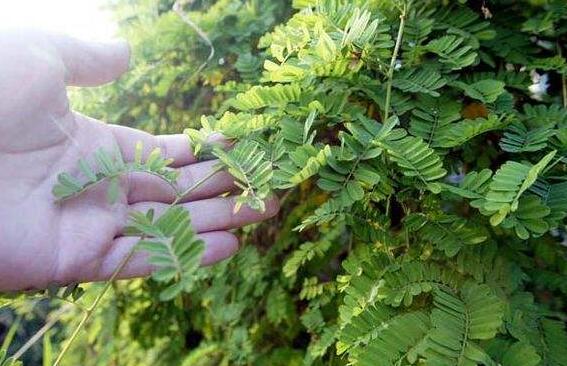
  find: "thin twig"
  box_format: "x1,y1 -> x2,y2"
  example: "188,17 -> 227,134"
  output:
56,169 -> 178,204
12,306 -> 70,360
342,6 -> 410,193
52,295 -> 89,312
173,0 -> 216,78
172,166 -> 223,205
383,6 -> 407,122
53,246 -> 137,366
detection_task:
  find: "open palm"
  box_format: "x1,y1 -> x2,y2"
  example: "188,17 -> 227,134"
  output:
0,30 -> 278,292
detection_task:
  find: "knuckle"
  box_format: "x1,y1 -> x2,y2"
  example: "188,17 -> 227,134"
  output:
156,135 -> 169,159
178,168 -> 195,193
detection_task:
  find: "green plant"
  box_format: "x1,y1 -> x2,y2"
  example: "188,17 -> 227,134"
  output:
181,0 -> 567,364
3,0 -> 567,365
0,350 -> 22,366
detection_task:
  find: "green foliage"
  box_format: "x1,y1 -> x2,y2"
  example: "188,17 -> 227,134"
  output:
392,68 -> 447,97
344,310 -> 431,366
52,143 -> 178,203
451,79 -> 506,104
500,342 -> 542,366
214,142 -> 273,212
404,213 -> 488,256
0,350 -> 22,366
379,133 -> 447,192
479,151 -> 556,226
433,115 -> 506,148
71,0 -> 289,133
283,224 -> 342,279
4,0 -> 567,365
424,284 -> 504,365
500,122 -> 556,153
425,35 -> 477,70
128,207 -> 205,301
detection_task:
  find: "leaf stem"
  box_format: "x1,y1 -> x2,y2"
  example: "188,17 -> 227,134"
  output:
383,6 -> 407,122
343,6 -> 409,191
173,0 -> 215,78
12,306 -> 69,361
56,169 -> 178,204
172,166 -> 223,205
53,246 -> 137,366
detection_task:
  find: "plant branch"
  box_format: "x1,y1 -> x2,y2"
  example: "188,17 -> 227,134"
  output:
383,6 -> 407,122
56,169 -> 178,204
53,246 -> 137,366
12,306 -> 69,361
173,0 -> 215,79
342,7 -> 408,190
172,165 -> 223,205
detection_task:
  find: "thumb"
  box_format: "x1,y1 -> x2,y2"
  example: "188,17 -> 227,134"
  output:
50,34 -> 130,87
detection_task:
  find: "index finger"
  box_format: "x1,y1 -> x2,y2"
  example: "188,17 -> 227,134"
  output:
110,124 -> 227,168
110,124 -> 197,167
50,34 -> 130,87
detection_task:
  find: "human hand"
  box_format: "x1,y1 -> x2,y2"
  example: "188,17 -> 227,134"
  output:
0,30 -> 278,292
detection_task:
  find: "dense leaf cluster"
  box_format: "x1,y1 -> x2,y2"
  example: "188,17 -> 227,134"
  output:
183,0 -> 567,364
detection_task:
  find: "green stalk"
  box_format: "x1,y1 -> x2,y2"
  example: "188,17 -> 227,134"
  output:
331,7 -> 409,196
12,307 -> 68,361
53,246 -> 137,366
56,169 -> 178,204
1,315 -> 21,353
383,7 -> 407,122
172,166 -> 223,205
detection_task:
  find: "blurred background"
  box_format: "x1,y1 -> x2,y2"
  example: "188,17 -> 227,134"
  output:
0,0 -> 118,40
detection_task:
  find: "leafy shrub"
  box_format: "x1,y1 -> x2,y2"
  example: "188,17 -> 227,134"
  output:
181,1 -> 567,364
3,0 -> 567,365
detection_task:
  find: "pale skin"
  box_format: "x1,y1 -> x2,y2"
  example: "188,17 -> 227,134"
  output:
0,30 -> 279,292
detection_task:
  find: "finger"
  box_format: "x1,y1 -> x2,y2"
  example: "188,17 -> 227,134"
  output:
129,196 -> 280,233
95,231 -> 239,281
111,125 -> 195,167
49,34 -> 130,87
110,125 -> 197,167
128,159 -> 235,203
